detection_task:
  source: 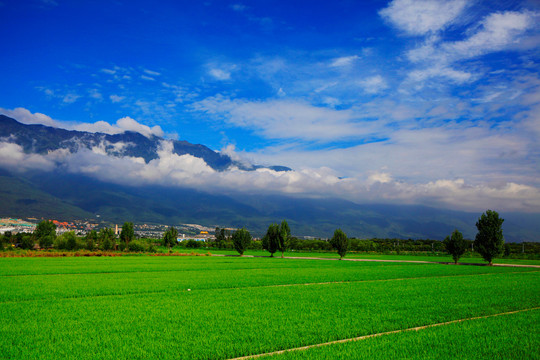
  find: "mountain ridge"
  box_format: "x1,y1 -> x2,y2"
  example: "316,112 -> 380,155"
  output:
0,114 -> 538,241
0,114 -> 290,172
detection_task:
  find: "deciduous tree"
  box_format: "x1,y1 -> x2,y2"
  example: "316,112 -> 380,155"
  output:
278,220 -> 290,258
262,223 -> 279,257
34,220 -> 56,249
98,228 -> 115,250
163,226 -> 178,249
474,210 -> 504,265
330,229 -> 349,260
231,227 -> 252,256
120,222 -> 134,248
443,229 -> 467,264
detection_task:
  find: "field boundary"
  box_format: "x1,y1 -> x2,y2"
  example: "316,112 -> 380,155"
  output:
213,254 -> 540,268
227,307 -> 540,360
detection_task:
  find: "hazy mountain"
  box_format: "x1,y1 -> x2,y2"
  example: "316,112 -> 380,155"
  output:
0,115 -> 290,172
0,169 -> 538,242
0,115 -> 538,241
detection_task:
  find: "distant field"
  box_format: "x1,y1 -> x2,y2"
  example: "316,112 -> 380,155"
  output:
185,248 -> 540,265
1,256 -> 538,359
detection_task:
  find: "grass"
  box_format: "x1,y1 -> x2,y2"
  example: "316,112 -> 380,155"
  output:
1,256 -> 538,359
180,247 -> 540,265
265,309 -> 540,359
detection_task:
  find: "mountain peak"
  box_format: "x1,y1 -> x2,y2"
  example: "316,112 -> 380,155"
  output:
0,114 -> 291,172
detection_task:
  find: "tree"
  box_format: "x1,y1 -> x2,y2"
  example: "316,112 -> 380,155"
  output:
19,234 -> 34,250
163,226 -> 178,249
474,210 -> 504,265
214,227 -> 226,248
443,229 -> 467,264
231,227 -> 252,256
98,228 -> 115,251
34,220 -> 56,249
85,229 -> 98,250
120,222 -> 134,248
262,223 -> 279,257
278,220 -> 290,258
330,229 -> 349,260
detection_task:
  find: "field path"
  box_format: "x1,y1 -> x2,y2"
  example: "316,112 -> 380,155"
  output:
227,307 -> 540,360
212,254 -> 540,268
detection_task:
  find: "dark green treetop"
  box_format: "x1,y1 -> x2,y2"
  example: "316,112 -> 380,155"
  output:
120,222 -> 134,246
443,229 -> 467,264
262,223 -> 279,257
34,220 -> 57,249
163,226 -> 178,248
278,220 -> 290,258
474,210 -> 504,265
330,228 -> 349,260
231,227 -> 252,256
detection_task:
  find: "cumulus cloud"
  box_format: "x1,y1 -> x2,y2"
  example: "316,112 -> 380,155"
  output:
380,0 -> 467,36
0,107 -> 164,138
0,142 -> 56,172
1,138 -> 538,212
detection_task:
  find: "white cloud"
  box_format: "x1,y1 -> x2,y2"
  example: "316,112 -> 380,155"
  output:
0,107 -> 59,127
1,107 -> 164,139
115,117 -> 164,138
88,89 -> 103,100
402,10 -> 539,85
0,142 -> 56,172
109,94 -> 125,103
442,11 -> 539,60
407,66 -> 472,83
379,0 -> 467,36
358,75 -> 388,94
100,68 -> 116,75
192,96 -> 378,141
143,69 -> 161,76
1,138 -> 538,212
73,117 -> 164,138
230,3 -> 247,12
330,55 -> 359,67
141,75 -> 155,81
209,68 -> 231,80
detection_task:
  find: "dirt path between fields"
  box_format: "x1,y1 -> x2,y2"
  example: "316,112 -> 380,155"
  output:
212,254 -> 540,268
227,307 -> 540,360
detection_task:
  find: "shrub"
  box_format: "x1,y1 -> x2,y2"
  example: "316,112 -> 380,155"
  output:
185,239 -> 202,249
19,235 -> 35,250
127,240 -> 146,252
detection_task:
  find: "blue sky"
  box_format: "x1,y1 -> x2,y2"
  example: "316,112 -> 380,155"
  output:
1,0 -> 540,212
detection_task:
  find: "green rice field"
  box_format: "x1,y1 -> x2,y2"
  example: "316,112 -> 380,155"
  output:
1,256 -> 539,359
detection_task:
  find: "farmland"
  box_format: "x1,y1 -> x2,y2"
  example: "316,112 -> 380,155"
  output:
1,256 -> 539,359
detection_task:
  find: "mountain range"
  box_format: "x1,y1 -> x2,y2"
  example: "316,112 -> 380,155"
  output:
1,114 -> 538,242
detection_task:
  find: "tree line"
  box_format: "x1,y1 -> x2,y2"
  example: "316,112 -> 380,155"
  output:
0,222 -> 156,253
1,210 -> 536,264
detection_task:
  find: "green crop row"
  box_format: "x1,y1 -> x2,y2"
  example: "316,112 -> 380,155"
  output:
0,257 -> 534,302
1,267 -> 538,359
265,309 -> 540,359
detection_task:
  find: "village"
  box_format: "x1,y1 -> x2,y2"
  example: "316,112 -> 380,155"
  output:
0,217 -> 218,241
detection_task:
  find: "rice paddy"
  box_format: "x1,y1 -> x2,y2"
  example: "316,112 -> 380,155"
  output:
1,255 -> 538,359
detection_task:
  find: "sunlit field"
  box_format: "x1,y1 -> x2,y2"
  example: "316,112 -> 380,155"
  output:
1,256 -> 538,359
